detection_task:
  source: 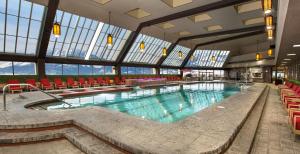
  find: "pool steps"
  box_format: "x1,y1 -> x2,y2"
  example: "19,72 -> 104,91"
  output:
0,123 -> 127,154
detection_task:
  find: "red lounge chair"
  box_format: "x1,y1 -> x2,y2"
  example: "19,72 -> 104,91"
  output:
40,78 -> 53,90
105,77 -> 111,85
291,112 -> 300,136
54,78 -> 67,89
67,77 -> 79,88
88,77 -> 99,87
7,79 -> 23,93
114,77 -> 125,85
78,77 -> 90,88
96,77 -> 107,86
25,79 -> 37,91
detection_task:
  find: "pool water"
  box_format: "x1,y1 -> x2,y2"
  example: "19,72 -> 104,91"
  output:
46,83 -> 240,123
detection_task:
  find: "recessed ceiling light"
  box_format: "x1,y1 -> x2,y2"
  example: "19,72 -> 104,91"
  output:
281,61 -> 287,63
126,8 -> 151,19
92,0 -> 111,5
188,13 -> 212,23
293,44 -> 300,48
206,25 -> 223,31
158,22 -> 175,29
243,17 -> 264,25
161,0 -> 193,8
287,53 -> 296,56
235,1 -> 262,14
283,58 -> 292,60
179,31 -> 192,36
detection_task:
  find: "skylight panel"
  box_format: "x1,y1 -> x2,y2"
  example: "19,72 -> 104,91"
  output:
124,34 -> 171,64
47,10 -> 131,62
186,50 -> 230,68
162,45 -> 190,66
89,24 -> 131,61
0,0 -> 45,55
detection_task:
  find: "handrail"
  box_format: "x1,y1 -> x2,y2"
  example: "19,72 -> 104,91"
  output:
2,83 -> 71,111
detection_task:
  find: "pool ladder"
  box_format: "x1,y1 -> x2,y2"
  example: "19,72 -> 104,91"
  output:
2,83 -> 71,111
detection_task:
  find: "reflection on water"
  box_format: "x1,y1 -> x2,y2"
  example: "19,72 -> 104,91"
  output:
46,83 -> 240,123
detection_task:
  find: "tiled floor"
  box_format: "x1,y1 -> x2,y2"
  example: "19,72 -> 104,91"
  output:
0,140 -> 84,154
251,85 -> 300,154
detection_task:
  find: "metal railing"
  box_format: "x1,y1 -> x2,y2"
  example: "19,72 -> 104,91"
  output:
2,83 -> 71,111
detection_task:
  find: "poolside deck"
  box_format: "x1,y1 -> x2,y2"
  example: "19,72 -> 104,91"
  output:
0,83 -> 280,153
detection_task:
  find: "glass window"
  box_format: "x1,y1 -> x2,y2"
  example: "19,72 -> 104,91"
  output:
93,65 -> 104,75
47,10 -> 97,59
104,66 -> 115,75
88,24 -> 132,62
13,62 -> 36,75
159,68 -> 180,75
128,67 -> 136,74
124,34 -> 171,64
63,64 -> 78,75
185,50 -> 230,68
79,65 -> 92,75
162,45 -> 190,66
45,63 -> 62,75
121,66 -> 128,75
0,0 -> 45,55
0,61 -> 13,75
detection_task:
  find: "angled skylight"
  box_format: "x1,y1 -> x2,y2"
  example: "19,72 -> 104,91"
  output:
124,34 -> 171,64
47,10 -> 98,58
185,50 -> 230,68
162,45 -> 190,66
0,0 -> 45,55
47,10 -> 131,62
88,24 -> 131,61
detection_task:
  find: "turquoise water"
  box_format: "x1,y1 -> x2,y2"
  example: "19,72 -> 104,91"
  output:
46,83 -> 240,123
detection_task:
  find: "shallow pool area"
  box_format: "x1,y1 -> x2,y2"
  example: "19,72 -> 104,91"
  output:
42,83 -> 240,123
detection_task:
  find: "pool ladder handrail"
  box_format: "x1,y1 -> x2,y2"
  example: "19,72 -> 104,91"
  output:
2,83 -> 71,111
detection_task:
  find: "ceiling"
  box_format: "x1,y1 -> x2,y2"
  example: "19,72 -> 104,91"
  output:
28,0 -> 277,65
276,0 -> 300,66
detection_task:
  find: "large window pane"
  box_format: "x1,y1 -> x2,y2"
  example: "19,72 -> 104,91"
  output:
124,34 -> 171,64
63,64 -> 78,75
47,10 -> 98,59
104,66 -> 115,75
13,62 -> 36,75
79,65 -> 92,75
185,50 -> 230,68
0,61 -> 13,75
1,0 -> 45,55
46,63 -> 62,75
93,65 -> 104,75
162,45 -> 190,67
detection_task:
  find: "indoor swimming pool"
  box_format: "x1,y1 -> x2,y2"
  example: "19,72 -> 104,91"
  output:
43,83 -> 240,123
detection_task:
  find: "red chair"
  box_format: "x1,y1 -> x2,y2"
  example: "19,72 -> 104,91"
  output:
88,77 -> 99,87
67,77 -> 79,88
114,77 -> 125,85
290,110 -> 300,136
121,76 -> 126,83
78,77 -> 90,88
7,79 -> 23,93
96,77 -> 107,86
40,78 -> 53,90
26,79 -> 37,91
54,78 -> 67,89
105,77 -> 111,85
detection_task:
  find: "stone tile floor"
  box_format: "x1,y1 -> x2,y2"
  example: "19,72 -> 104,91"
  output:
251,85 -> 300,154
0,140 -> 84,154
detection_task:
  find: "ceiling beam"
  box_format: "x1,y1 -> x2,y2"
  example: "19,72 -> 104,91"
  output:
115,0 -> 252,66
179,26 -> 266,68
0,54 -> 37,62
37,0 -> 59,59
180,30 -> 266,68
